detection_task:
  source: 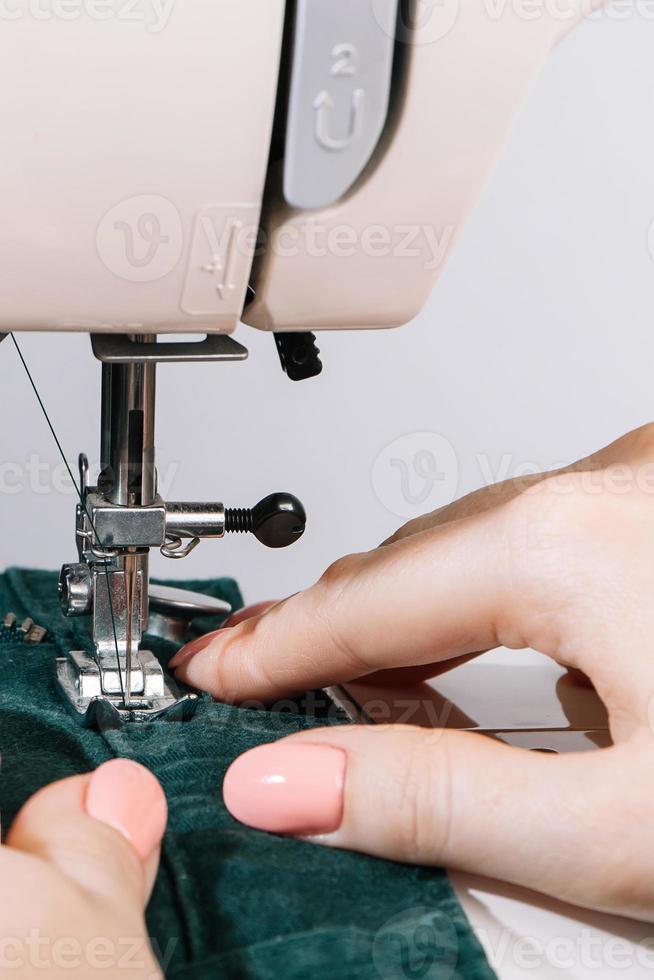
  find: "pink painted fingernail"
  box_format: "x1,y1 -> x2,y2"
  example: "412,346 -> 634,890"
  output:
223,743 -> 346,835
86,760 -> 167,861
224,601 -> 277,628
169,632 -> 219,669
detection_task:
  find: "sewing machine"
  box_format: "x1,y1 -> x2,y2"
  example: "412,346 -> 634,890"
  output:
5,3 -> 651,974
1,0 -> 596,727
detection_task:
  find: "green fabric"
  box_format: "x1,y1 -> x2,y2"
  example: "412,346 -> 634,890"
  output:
0,568 -> 495,980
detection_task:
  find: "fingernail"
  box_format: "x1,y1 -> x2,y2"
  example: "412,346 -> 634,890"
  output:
86,760 -> 167,861
169,632 -> 219,669
223,743 -> 346,836
224,601 -> 277,628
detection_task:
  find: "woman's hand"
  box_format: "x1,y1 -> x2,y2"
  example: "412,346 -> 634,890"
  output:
2,760 -> 167,977
171,423 -> 654,921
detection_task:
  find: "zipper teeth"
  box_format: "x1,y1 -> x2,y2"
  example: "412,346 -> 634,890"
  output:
0,620 -> 48,646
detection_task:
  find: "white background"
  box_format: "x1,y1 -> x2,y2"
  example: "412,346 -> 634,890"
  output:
2,16 -> 653,606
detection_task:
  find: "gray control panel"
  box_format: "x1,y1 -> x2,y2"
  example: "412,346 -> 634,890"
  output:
283,0 -> 398,211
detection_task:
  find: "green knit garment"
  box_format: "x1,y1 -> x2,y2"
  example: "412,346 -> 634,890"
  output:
0,568 -> 495,980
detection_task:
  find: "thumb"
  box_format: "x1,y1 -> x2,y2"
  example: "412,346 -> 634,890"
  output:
222,728 -> 653,920
6,759 -> 167,910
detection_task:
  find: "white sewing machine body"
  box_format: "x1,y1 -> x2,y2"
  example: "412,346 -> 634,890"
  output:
2,0 -> 587,336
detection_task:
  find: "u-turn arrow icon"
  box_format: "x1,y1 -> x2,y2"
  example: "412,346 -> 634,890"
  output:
313,88 -> 366,152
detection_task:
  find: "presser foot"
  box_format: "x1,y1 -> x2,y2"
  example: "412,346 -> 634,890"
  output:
56,648 -> 198,727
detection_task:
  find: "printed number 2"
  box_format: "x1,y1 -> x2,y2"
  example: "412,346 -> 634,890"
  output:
331,43 -> 357,77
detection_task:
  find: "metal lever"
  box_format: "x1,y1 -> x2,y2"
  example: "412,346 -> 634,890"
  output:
91,333 -> 248,364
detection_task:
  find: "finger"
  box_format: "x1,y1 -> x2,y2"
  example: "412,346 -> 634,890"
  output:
191,601 -> 476,685
383,472 -> 546,545
6,759 -> 167,908
172,503 -> 514,702
180,601 -> 476,687
172,599 -> 280,671
224,601 -> 278,628
362,653 -> 482,686
222,726 -> 654,920
178,426 -> 654,701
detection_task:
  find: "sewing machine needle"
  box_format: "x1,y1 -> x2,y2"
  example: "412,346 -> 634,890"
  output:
124,552 -> 137,708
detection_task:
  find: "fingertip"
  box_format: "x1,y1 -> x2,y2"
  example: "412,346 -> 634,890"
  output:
223,742 -> 346,836
170,602 -> 278,670
169,631 -> 222,669
172,635 -> 226,694
224,601 -> 278,628
85,760 -> 167,862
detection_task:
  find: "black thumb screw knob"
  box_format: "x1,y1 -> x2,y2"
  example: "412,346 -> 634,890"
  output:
225,493 -> 306,549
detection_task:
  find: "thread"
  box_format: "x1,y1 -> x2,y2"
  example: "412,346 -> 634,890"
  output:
10,334 -> 125,700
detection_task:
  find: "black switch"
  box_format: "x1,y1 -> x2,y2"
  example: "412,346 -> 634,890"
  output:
274,332 -> 323,382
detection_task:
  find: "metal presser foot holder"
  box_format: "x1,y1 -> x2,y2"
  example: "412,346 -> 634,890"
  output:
56,335 -> 307,726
